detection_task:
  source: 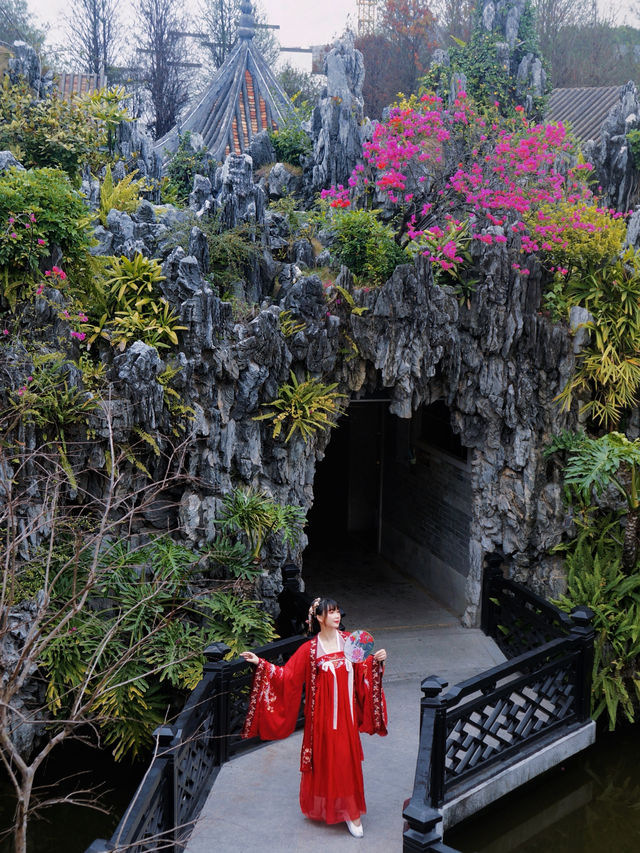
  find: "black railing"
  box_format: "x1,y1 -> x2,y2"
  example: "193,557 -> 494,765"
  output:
85,634 -> 307,853
403,567 -> 594,853
481,565 -> 574,657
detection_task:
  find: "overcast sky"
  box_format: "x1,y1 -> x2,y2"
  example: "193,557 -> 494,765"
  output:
28,0 -> 359,72
28,0 -> 640,74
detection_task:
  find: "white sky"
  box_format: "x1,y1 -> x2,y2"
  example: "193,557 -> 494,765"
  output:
26,0 -> 640,74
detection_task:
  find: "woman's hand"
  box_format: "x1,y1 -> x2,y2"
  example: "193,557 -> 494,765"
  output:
373,649 -> 387,663
240,651 -> 259,665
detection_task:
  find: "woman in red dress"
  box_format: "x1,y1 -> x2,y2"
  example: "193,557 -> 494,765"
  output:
240,597 -> 388,838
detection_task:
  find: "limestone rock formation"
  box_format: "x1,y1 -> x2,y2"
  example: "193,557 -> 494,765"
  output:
583,81 -> 640,213
306,32 -> 368,193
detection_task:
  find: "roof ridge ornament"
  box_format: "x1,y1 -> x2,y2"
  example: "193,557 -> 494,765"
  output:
238,0 -> 256,41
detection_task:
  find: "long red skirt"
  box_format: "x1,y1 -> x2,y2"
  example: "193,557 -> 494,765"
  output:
299,652 -> 366,824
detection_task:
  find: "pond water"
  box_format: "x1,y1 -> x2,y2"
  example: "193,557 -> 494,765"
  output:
0,741 -> 144,853
446,725 -> 640,853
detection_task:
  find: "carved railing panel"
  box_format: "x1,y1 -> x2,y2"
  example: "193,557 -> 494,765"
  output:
444,650 -> 578,791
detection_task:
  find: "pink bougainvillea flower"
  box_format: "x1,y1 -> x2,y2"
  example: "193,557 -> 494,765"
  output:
37,238 -> 46,246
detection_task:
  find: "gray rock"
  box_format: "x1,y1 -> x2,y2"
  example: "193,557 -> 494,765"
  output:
90,225 -> 114,256
0,151 -> 24,173
267,163 -> 303,198
189,226 -> 210,274
250,130 -> 276,170
305,33 -> 366,194
583,81 -> 640,212
189,174 -> 213,214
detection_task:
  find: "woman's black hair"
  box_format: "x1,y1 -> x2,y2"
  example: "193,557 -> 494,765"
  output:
307,597 -> 340,635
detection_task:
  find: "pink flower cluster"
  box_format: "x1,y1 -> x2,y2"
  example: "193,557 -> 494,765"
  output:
45,266 -> 67,281
16,376 -> 34,396
321,89 -> 613,277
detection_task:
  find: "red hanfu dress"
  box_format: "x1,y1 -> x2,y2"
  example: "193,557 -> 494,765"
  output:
241,631 -> 388,824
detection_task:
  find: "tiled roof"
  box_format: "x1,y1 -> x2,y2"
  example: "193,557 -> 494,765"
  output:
56,72 -> 107,100
156,0 -> 295,164
546,85 -> 622,142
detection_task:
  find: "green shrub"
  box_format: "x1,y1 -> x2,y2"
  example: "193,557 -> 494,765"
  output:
627,128 -> 640,168
164,131 -> 211,205
331,208 -> 409,285
0,167 -> 92,281
0,78 -> 114,179
163,214 -> 260,292
527,201 -> 626,276
269,120 -> 311,165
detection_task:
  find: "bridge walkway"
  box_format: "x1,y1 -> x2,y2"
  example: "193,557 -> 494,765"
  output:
186,544 -> 505,853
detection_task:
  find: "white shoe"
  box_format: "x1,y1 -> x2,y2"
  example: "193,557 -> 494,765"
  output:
346,819 -> 363,838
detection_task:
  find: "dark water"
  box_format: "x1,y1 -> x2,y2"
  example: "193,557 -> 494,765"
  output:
0,741 -> 144,853
446,726 -> 640,853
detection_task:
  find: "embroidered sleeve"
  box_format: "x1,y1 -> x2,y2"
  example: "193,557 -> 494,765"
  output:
355,657 -> 388,737
241,643 -> 308,741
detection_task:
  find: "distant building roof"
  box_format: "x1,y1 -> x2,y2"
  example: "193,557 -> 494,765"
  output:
56,72 -> 106,100
546,85 -> 621,142
156,1 -> 295,164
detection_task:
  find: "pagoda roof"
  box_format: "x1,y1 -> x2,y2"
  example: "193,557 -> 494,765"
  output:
156,1 -> 295,164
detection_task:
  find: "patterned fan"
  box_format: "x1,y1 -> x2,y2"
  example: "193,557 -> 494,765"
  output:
343,630 -> 375,663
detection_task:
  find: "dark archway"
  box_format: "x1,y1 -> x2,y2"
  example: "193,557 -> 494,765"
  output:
304,399 -> 473,615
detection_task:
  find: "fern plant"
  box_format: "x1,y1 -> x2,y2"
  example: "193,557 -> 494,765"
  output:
10,351 -> 97,488
279,309 -> 306,337
217,487 -> 306,560
552,513 -> 640,729
37,534 -> 277,760
99,165 -> 147,226
254,371 -> 346,442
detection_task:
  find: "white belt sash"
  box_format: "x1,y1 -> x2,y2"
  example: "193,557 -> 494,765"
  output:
320,658 -> 354,730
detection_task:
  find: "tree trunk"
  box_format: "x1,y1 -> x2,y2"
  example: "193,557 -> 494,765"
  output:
14,770 -> 33,853
622,508 -> 639,573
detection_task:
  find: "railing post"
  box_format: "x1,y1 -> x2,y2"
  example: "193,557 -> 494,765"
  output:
151,724 -> 176,851
570,605 -> 595,722
481,559 -> 503,636
403,675 -> 448,852
206,642 -> 232,766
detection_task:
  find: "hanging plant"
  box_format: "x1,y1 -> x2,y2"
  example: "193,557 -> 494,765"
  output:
254,371 -> 346,442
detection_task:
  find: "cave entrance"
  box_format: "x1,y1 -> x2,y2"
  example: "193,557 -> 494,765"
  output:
304,399 -> 473,616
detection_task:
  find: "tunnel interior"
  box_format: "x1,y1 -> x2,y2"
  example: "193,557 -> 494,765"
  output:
304,400 -> 472,615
